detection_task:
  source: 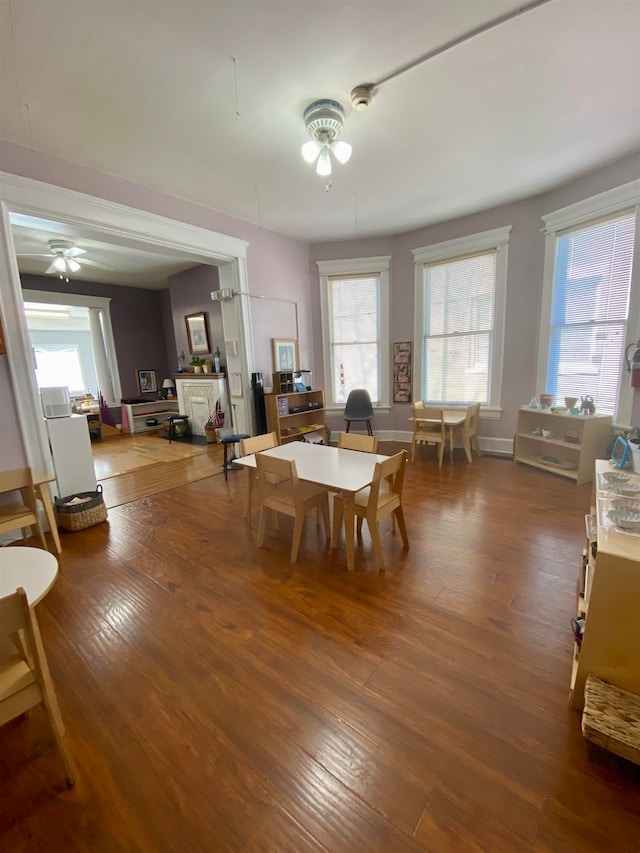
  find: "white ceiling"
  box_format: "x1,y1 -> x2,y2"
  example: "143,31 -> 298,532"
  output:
2,0 -> 640,283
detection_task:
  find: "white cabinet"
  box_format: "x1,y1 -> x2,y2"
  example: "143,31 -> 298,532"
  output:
121,400 -> 179,434
175,374 -> 228,437
45,414 -> 97,499
570,461 -> 640,709
514,407 -> 611,485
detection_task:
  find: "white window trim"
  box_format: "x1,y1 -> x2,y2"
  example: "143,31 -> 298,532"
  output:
537,180 -> 640,427
412,227 -> 511,418
317,256 -> 391,414
23,289 -> 123,404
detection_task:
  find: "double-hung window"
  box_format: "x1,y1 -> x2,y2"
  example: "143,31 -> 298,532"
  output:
317,256 -> 390,411
413,227 -> 510,412
539,182 -> 639,424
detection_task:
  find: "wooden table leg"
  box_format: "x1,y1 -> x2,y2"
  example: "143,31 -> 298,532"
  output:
343,493 -> 356,571
35,484 -> 62,554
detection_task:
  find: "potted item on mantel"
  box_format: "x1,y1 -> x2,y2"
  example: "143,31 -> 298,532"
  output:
190,356 -> 204,373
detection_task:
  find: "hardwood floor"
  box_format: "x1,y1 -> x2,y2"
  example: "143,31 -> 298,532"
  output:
92,432 -> 226,508
2,444 -> 639,851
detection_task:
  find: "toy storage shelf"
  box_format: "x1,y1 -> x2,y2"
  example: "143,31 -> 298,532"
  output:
265,390 -> 326,445
513,407 -> 611,485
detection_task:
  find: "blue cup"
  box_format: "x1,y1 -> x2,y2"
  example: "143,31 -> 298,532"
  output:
569,407 -> 580,414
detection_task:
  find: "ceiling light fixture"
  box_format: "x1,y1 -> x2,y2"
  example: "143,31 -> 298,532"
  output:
301,99 -> 352,177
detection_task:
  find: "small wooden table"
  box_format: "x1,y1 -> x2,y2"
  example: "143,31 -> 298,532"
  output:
236,442 -> 388,571
31,470 -> 62,554
0,546 -> 59,605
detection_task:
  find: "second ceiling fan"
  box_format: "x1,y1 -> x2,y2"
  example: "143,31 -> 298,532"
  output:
18,239 -> 114,279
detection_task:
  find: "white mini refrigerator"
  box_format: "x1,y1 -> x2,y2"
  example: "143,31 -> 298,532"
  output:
45,414 -> 97,499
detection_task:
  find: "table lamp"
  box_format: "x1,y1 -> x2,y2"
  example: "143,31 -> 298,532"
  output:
161,378 -> 175,400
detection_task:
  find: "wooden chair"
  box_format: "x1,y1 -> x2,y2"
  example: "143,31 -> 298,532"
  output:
410,402 -> 448,466
452,402 -> 482,463
255,454 -> 330,564
0,468 -> 48,550
0,588 -> 75,786
332,450 -> 409,571
239,432 -> 280,525
337,432 -> 379,453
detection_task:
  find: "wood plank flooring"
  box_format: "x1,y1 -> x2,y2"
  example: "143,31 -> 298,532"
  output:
1,444 -> 639,851
92,432 -> 226,508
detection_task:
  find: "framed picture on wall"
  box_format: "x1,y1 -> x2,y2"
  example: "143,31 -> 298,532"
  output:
136,368 -> 158,395
185,312 -> 211,355
272,338 -> 298,372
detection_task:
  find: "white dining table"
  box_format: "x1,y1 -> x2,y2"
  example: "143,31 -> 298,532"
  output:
236,441 -> 389,571
408,409 -> 466,464
0,546 -> 59,605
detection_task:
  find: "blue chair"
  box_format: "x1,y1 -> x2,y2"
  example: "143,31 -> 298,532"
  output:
343,389 -> 374,436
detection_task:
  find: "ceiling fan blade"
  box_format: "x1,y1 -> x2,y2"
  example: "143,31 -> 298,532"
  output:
16,252 -> 55,258
65,247 -> 87,258
78,258 -> 115,271
45,260 -> 60,274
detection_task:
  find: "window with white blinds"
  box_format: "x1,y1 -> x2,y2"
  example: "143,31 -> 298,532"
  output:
545,211 -> 636,417
413,227 -> 510,410
422,251 -> 495,405
317,257 -> 390,410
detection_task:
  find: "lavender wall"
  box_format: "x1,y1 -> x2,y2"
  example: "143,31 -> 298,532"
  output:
310,151 -> 640,438
1,140 -> 638,458
167,265 -> 222,370
20,274 -> 171,400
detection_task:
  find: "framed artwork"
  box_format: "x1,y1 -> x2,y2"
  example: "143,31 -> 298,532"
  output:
185,312 -> 211,355
393,341 -> 412,403
272,338 -> 298,372
136,368 -> 158,395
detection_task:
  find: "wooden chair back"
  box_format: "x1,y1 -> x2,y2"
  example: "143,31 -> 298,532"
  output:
337,432 -> 378,453
0,587 -> 75,784
239,433 -> 279,524
255,454 -> 330,563
332,451 -> 409,571
240,432 -> 279,456
411,404 -> 446,465
453,402 -> 482,462
0,468 -> 47,549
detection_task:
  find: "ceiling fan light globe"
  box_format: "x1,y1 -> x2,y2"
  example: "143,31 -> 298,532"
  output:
52,256 -> 66,272
316,148 -> 332,176
301,140 -> 320,163
332,140 -> 352,164
67,259 -> 81,273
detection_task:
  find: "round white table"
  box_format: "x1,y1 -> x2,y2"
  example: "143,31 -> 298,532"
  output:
0,547 -> 58,605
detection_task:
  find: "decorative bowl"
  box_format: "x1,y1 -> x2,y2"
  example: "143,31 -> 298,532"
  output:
612,498 -> 640,513
602,471 -> 630,484
608,508 -> 640,531
564,396 -> 578,409
539,393 -> 554,408
610,482 -> 640,497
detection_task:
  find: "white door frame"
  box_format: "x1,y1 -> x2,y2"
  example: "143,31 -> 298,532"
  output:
0,171 -> 255,474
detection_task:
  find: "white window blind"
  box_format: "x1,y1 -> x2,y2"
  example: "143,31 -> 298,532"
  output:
327,274 -> 380,406
546,211 -> 635,417
422,250 -> 496,405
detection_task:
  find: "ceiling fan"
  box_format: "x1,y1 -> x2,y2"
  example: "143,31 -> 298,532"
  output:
17,239 -> 114,278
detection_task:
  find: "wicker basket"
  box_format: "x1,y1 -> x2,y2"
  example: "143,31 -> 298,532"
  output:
204,426 -> 218,443
55,485 -> 108,531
